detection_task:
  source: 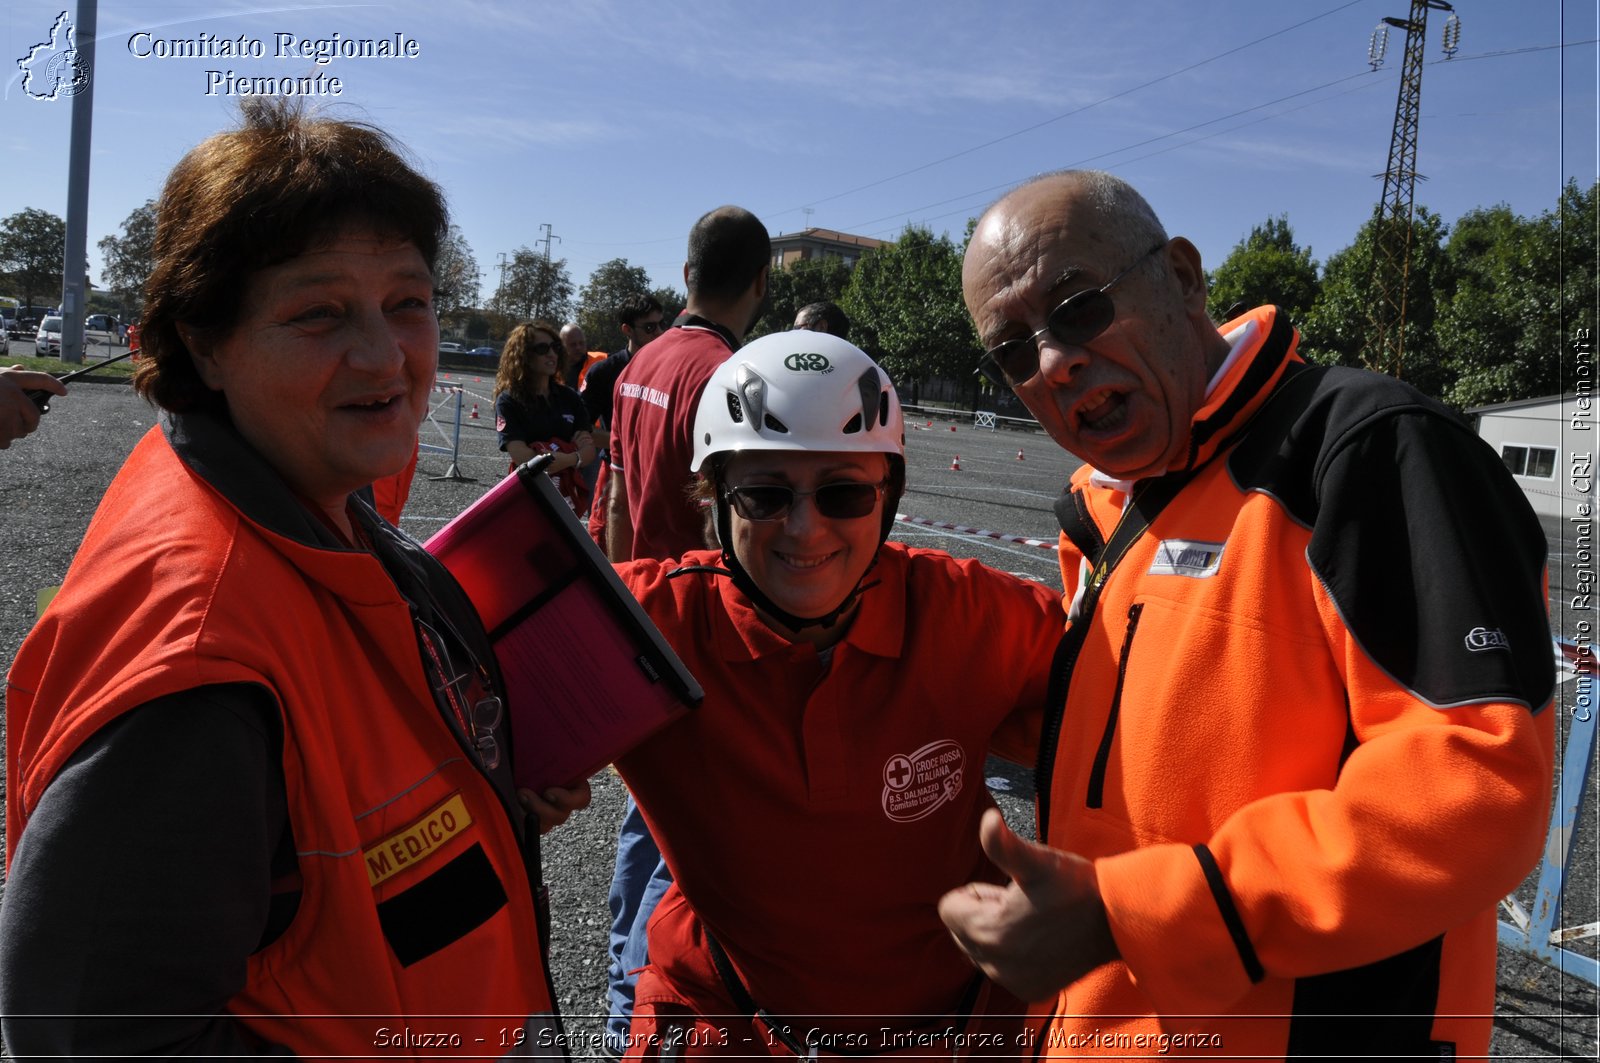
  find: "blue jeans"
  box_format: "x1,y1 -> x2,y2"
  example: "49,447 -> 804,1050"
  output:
605,795 -> 674,1056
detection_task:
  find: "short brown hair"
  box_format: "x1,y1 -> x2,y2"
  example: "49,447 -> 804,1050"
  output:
685,206 -> 770,303
135,97 -> 448,412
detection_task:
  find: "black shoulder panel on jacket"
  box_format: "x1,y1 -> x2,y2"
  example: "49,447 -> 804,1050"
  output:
1055,486 -> 1106,562
1227,366 -> 1555,711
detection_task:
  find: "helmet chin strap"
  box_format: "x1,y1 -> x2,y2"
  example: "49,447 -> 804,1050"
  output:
721,544 -> 879,633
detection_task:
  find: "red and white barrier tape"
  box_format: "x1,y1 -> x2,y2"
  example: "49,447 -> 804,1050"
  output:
894,513 -> 1059,551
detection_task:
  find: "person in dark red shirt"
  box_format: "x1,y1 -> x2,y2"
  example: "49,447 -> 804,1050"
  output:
599,209 -> 771,1054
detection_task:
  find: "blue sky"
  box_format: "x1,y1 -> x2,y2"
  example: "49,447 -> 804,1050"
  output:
2,0 -> 1595,307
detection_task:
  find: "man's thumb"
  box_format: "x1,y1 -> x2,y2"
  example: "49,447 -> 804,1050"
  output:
978,807 -> 1057,890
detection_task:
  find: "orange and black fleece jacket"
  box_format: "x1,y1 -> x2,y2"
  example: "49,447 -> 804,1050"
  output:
1034,305 -> 1556,1060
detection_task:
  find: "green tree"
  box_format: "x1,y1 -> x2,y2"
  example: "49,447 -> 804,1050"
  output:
433,225 -> 481,313
490,248 -> 573,324
0,207 -> 67,310
1301,207 -> 1453,401
575,258 -> 653,352
1551,179 -> 1598,390
1438,180 -> 1599,409
652,285 -> 686,323
749,255 -> 853,339
1433,204 -> 1546,408
841,226 -> 978,403
1206,215 -> 1319,323
97,200 -> 157,309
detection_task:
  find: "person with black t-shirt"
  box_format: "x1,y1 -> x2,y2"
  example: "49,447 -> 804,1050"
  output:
495,319 -> 595,511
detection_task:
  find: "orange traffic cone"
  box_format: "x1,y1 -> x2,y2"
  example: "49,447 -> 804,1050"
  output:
1017,449 -> 1025,461
950,455 -> 961,471
950,425 -> 957,432
470,404 -> 480,420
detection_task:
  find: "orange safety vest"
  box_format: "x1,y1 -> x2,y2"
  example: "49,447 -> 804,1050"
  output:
579,350 -> 606,390
7,423 -> 562,1057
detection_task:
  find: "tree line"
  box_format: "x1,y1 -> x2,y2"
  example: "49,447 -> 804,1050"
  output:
0,202 -> 689,355
5,180 -> 1592,412
750,179 -> 1596,414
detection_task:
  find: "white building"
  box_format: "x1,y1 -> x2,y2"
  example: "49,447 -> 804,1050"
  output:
1469,393 -> 1596,519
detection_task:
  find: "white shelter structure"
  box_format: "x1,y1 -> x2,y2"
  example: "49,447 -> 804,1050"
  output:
1469,394 -> 1595,519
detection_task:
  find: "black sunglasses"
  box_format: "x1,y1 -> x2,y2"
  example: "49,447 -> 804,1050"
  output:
631,320 -> 666,335
976,242 -> 1165,389
530,340 -> 559,355
724,479 -> 887,522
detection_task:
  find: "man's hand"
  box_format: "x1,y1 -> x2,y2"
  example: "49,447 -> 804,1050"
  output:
937,808 -> 1119,1002
1,367 -> 66,449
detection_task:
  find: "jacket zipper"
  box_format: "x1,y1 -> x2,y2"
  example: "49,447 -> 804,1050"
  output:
1086,602 -> 1144,809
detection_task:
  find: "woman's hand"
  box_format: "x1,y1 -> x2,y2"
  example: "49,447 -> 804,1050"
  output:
517,780 -> 593,834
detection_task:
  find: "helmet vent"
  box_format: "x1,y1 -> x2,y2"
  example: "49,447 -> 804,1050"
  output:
735,364 -> 766,432
854,369 -> 881,435
762,413 -> 790,434
878,393 -> 890,426
725,393 -> 745,423
843,413 -> 864,434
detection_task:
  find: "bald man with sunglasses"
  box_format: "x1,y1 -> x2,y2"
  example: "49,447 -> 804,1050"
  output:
941,169 -> 1555,1060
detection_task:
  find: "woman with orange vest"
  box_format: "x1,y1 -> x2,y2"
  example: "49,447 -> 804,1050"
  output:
1,99 -> 580,1058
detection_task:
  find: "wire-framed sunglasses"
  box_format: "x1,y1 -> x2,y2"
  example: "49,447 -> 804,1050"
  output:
723,479 -> 887,522
414,616 -> 504,770
975,242 -> 1166,389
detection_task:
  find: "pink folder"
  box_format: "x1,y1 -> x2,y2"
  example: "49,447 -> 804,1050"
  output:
425,457 -> 702,791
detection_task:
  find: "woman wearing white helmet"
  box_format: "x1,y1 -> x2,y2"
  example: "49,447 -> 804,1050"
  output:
609,330 -> 1063,1058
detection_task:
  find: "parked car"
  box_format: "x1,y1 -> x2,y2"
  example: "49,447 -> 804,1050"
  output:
11,307 -> 48,340
35,316 -> 63,357
439,341 -> 465,355
0,325 -> 9,356
85,313 -> 124,346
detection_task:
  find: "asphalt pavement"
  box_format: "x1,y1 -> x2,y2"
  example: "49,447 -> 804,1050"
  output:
0,378 -> 1594,1058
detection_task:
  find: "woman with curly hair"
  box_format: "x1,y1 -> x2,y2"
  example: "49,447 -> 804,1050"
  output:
494,319 -> 595,511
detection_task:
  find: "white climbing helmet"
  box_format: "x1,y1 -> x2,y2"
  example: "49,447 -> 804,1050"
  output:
690,330 -> 905,475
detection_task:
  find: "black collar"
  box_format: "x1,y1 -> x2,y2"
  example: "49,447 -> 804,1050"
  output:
673,311 -> 740,352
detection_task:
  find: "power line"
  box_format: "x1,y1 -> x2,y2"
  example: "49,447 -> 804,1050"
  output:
566,1 -> 1372,254
759,0 -> 1374,222
830,38 -> 1595,242
575,36 -> 1595,274
834,68 -> 1384,240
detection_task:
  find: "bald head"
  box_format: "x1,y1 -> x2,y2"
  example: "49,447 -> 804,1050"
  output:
962,169 -> 1227,480
560,321 -> 586,355
964,172 -> 1166,322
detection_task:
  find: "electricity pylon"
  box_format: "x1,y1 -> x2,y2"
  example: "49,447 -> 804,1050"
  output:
1363,2 -> 1461,378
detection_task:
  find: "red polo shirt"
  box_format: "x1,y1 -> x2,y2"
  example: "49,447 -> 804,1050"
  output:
614,543 -> 1063,1032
